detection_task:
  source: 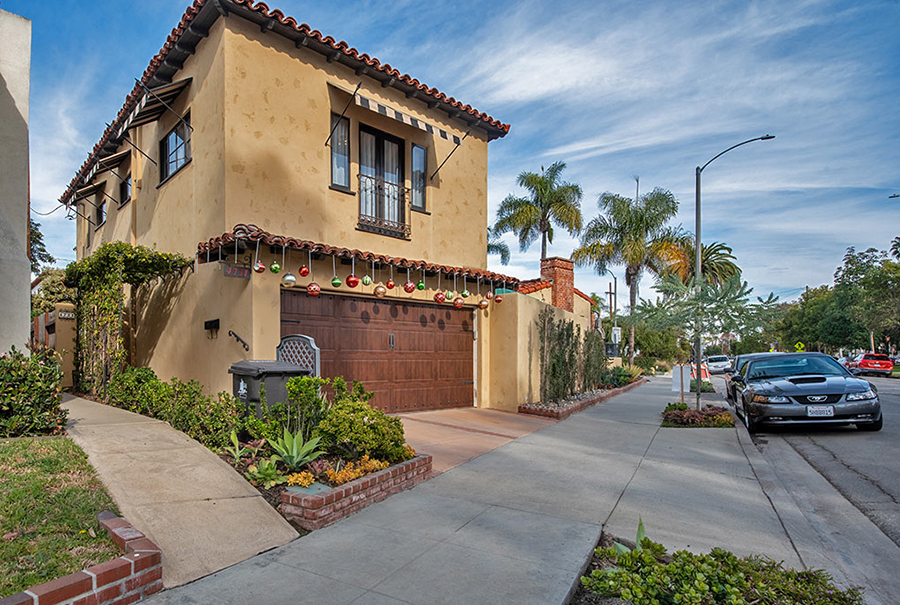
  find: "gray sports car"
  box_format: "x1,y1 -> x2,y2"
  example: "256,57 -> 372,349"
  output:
731,352 -> 882,433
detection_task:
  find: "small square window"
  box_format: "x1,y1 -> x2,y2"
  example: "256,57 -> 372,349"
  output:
411,144 -> 426,210
160,113 -> 191,182
330,114 -> 350,188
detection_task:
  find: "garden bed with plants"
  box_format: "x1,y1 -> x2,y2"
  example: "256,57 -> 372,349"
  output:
519,365 -> 647,420
660,402 -> 735,428
102,367 -> 427,531
571,522 -> 863,605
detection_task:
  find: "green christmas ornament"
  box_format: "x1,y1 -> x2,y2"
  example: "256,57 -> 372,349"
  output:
445,290 -> 455,300
269,260 -> 281,274
416,280 -> 425,291
461,290 -> 470,298
362,275 -> 373,286
331,276 -> 342,287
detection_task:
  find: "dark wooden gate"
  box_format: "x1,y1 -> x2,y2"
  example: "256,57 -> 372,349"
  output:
280,291 -> 474,412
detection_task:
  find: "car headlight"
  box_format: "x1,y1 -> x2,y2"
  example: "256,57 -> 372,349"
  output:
752,394 -> 790,404
846,389 -> 877,401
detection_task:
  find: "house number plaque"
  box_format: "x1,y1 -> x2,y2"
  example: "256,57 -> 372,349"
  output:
224,264 -> 251,279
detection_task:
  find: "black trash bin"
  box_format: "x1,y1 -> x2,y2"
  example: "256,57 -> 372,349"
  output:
228,360 -> 311,417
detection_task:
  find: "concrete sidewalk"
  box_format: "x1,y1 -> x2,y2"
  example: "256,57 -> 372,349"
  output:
63,394 -> 298,587
147,378 -> 813,604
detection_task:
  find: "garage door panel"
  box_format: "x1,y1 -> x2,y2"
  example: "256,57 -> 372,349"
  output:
281,291 -> 473,412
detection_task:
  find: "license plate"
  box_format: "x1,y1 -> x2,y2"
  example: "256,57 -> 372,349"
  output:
807,406 -> 834,417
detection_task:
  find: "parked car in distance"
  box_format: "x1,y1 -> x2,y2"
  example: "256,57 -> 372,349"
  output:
724,352 -> 783,402
705,355 -> 732,374
848,353 -> 894,377
731,352 -> 882,433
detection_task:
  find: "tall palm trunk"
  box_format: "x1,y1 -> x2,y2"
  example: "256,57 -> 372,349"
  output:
627,266 -> 637,365
541,230 -> 548,259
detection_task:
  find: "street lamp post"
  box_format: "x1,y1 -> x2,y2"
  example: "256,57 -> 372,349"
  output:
694,134 -> 775,409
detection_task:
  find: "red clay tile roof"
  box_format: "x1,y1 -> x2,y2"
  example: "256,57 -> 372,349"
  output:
574,288 -> 594,304
60,0 -> 510,206
516,280 -> 595,305
198,224 -> 521,285
516,280 -> 551,295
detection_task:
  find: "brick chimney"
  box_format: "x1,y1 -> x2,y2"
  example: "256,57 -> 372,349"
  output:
540,257 -> 574,312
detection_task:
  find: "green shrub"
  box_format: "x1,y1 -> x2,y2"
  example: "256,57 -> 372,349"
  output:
314,394 -> 412,463
632,356 -> 657,372
582,523 -> 862,605
104,366 -> 242,449
285,375 -> 333,441
663,402 -> 689,412
602,366 -> 634,388
0,346 -> 67,437
690,379 -> 715,393
662,405 -> 734,428
582,331 -> 609,390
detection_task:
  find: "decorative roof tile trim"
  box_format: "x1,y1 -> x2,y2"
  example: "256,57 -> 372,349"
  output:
59,0 -> 509,206
198,224 -> 521,284
574,288 -> 594,304
516,280 -> 551,295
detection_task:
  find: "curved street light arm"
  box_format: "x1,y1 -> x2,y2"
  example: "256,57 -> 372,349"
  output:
698,135 -> 775,174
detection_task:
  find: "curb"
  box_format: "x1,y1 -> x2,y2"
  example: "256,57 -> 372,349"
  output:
0,512 -> 162,605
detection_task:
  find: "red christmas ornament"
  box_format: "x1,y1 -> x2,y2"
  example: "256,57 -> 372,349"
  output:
307,283 -> 321,296
253,261 -> 266,273
347,275 -> 360,288
485,291 -> 494,300
386,279 -> 396,290
478,299 -> 490,310
434,292 -> 446,303
298,265 -> 310,277
403,281 -> 416,293
494,294 -> 503,304
453,297 -> 465,309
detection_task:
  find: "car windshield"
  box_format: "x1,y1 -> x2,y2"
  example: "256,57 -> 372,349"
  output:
708,356 -> 729,363
746,355 -> 848,380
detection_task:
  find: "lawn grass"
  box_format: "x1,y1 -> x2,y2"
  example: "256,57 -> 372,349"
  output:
0,437 -> 120,597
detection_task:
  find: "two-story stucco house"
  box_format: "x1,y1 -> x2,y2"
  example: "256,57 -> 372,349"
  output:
61,0 -> 593,413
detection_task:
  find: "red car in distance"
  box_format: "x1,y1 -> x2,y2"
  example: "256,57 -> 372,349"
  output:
848,353 -> 894,378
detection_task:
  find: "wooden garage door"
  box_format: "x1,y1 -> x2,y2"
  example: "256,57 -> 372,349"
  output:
281,291 -> 474,413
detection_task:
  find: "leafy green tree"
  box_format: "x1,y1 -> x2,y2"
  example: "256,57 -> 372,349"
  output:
891,236 -> 899,261
633,275 -> 782,354
665,238 -> 741,286
31,268 -> 77,316
29,218 -> 55,274
486,227 -> 510,265
493,161 -> 583,259
573,188 -> 680,364
834,246 -> 899,351
634,324 -> 684,362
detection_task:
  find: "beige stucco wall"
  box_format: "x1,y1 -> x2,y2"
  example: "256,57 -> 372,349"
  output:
0,9 -> 31,352
72,14 -> 499,396
481,292 -> 591,412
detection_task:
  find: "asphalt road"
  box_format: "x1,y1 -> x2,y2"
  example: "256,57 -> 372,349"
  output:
714,373 -> 900,548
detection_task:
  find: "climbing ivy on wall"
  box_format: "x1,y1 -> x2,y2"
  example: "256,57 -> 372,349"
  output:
64,243 -> 193,395
537,307 -> 609,404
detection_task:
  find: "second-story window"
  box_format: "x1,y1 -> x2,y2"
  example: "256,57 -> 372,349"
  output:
160,113 -> 191,182
330,114 -> 350,189
359,125 -> 405,231
120,174 -> 132,205
411,144 -> 426,211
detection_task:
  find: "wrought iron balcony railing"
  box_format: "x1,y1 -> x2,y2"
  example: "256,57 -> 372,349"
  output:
358,174 -> 411,239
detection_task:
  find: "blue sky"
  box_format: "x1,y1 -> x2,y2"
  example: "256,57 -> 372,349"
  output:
12,0 -> 900,306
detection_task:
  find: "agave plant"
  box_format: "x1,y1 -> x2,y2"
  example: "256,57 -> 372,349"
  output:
244,458 -> 287,489
267,427 -> 325,471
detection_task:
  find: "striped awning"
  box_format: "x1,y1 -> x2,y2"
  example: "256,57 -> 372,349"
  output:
354,94 -> 461,145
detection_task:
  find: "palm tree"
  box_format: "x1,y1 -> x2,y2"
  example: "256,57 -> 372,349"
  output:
494,161 -> 583,259
573,188 -> 680,364
486,227 -> 510,265
891,236 -> 900,261
665,239 -> 741,286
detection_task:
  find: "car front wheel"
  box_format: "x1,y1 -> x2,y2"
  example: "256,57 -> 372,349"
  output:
743,402 -> 759,434
857,416 -> 883,432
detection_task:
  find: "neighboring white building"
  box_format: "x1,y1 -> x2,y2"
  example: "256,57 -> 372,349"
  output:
0,8 -> 31,352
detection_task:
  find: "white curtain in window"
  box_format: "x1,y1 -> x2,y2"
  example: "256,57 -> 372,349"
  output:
383,139 -> 400,223
360,131 -> 377,217
331,116 -> 349,187
411,145 -> 425,209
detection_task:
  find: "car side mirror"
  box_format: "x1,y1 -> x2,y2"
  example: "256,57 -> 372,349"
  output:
731,374 -> 745,384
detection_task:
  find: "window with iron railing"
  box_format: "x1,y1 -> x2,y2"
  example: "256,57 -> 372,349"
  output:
358,125 -> 411,239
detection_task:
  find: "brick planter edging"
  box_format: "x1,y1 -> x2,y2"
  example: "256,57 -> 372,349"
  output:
518,378 -> 649,420
0,512 -> 162,605
279,454 -> 433,530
